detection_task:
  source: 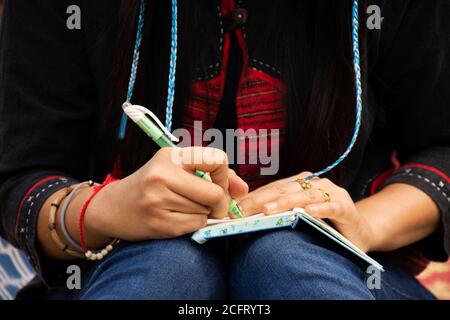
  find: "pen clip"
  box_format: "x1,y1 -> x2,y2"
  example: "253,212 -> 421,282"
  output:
122,102 -> 179,143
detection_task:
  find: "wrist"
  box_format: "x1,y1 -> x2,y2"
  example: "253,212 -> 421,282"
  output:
85,179 -> 124,244
355,200 -> 388,253
68,185 -> 114,250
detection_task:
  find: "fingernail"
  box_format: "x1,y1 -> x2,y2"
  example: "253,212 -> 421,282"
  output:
264,202 -> 278,213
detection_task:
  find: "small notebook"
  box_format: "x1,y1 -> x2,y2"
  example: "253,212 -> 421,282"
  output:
191,208 -> 384,271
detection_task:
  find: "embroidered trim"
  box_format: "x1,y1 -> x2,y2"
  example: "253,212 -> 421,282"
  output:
250,58 -> 281,76
389,172 -> 450,203
194,1 -> 282,81
400,164 -> 450,183
218,3 -> 224,53
360,172 -> 381,198
19,178 -> 70,268
193,4 -> 223,82
369,163 -> 399,195
237,0 -> 247,39
15,176 -> 64,233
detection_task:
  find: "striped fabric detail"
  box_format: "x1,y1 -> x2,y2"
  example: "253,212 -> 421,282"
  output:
234,71 -> 286,190
182,1 -> 286,190
0,238 -> 35,300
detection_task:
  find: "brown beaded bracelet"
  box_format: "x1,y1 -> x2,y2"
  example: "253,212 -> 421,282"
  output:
48,187 -> 85,258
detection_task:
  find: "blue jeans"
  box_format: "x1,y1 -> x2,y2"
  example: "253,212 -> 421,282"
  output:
49,229 -> 435,300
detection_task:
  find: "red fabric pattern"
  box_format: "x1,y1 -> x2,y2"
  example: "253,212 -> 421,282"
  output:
369,153 -> 401,195
181,0 -> 286,191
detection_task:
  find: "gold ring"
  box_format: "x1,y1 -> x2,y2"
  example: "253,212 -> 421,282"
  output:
318,188 -> 331,203
296,178 -> 312,190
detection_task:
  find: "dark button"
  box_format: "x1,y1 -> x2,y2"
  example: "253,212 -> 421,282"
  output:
224,8 -> 248,32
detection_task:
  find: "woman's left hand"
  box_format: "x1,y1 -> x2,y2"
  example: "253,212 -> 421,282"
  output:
237,172 -> 377,253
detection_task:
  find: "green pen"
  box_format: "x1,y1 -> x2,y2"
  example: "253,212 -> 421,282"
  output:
123,103 -> 243,218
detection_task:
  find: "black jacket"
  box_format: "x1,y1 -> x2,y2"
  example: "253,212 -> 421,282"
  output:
1,0 -> 449,290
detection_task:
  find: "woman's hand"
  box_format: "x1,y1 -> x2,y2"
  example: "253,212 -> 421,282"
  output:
238,172 -> 377,253
81,147 -> 248,244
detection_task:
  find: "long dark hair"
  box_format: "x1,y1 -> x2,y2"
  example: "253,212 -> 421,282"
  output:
102,0 -> 369,186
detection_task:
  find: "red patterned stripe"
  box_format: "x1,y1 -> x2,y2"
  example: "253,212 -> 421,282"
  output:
181,0 -> 286,190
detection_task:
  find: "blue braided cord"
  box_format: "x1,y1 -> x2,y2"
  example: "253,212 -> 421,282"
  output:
121,0 -> 362,178
118,0 -> 146,140
165,0 -> 178,132
119,0 -> 178,139
304,0 -> 363,181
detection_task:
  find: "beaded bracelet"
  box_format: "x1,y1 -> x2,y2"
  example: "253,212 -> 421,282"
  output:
48,187 -> 85,258
79,174 -> 120,261
59,181 -> 95,253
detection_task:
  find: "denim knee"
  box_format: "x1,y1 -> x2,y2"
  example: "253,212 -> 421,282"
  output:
75,237 -> 226,300
230,229 -> 374,300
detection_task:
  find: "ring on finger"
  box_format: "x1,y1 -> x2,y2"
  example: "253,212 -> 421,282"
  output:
296,178 -> 312,190
318,188 -> 331,203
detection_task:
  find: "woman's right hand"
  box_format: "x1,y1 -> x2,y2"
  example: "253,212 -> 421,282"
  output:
83,147 -> 248,244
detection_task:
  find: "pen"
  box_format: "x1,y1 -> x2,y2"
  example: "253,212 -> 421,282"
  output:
122,102 -> 244,218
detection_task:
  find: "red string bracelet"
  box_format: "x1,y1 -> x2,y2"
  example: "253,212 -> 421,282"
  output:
78,174 -> 119,258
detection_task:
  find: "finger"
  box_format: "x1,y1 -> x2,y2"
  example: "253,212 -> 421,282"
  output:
177,147 -> 231,217
262,188 -> 327,215
165,192 -> 212,215
177,147 -> 230,192
304,202 -> 352,224
258,171 -> 316,192
166,167 -> 229,216
238,182 -> 306,216
228,169 -> 249,199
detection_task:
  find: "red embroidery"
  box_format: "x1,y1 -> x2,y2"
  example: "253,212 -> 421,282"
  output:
182,0 -> 286,191
369,165 -> 398,196
369,153 -> 450,194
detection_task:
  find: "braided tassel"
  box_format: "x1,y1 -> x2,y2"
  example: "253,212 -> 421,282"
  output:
120,0 -> 364,181
165,0 -> 178,132
119,0 -> 146,140
304,0 -> 363,180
